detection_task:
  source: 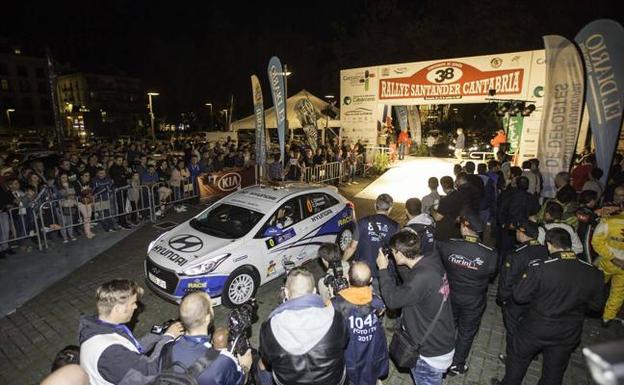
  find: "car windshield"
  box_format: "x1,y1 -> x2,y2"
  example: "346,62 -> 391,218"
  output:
190,203 -> 263,239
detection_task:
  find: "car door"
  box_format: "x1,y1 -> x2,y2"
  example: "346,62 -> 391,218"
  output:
256,196 -> 308,282
297,192 -> 342,263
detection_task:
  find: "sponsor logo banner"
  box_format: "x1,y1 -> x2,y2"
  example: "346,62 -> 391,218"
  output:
538,35 -> 585,197
379,61 -> 524,101
198,167 -> 256,201
575,19 -> 624,184
394,106 -> 409,133
251,75 -> 266,166
503,113 -> 524,154
294,96 -> 319,151
267,56 -> 286,163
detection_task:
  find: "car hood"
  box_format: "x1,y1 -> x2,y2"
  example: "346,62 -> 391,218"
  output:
148,221 -> 236,271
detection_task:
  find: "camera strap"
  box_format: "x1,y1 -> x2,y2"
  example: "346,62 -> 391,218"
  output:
160,341 -> 220,377
401,294 -> 447,348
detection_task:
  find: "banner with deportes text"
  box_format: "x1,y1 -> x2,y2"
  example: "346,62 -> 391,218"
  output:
251,75 -> 266,166
537,35 -> 585,198
267,56 -> 286,163
575,19 -> 624,184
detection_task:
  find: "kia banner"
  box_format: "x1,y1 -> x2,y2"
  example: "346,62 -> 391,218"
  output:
537,35 -> 585,198
251,75 -> 266,166
576,20 -> 624,184
198,167 -> 256,202
295,96 -> 319,151
267,56 -> 286,164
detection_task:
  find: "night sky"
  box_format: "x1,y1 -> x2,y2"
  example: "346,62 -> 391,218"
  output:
2,0 -> 620,120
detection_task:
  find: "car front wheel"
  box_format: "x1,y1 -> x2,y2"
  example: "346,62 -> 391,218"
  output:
222,266 -> 259,308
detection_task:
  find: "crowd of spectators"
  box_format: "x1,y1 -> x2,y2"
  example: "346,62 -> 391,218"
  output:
38,148 -> 624,385
0,137 -> 254,257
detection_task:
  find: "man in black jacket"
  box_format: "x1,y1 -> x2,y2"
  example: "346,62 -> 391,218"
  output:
377,231 -> 455,385
492,228 -> 605,385
432,176 -> 462,241
497,176 -> 540,262
496,220 -> 550,363
437,214 -> 497,376
260,268 -> 348,385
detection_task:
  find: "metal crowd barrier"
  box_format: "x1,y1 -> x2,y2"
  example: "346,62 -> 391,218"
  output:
0,205 -> 42,251
148,175 -> 201,216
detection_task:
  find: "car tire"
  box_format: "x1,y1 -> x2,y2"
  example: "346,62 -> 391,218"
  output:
222,266 -> 260,308
336,225 -> 354,252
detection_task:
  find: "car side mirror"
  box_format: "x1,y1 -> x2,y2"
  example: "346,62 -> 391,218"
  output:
263,226 -> 282,237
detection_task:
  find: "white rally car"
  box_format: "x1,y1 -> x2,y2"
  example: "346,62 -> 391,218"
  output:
145,183 -> 355,307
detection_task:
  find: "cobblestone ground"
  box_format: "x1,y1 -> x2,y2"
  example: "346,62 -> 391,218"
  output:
0,179 -> 622,384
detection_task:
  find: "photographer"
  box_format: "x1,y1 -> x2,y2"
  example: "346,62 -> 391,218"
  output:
331,262 -> 389,385
79,279 -> 184,385
317,243 -> 350,302
260,267 -> 348,385
376,231 -> 455,385
162,291 -> 251,385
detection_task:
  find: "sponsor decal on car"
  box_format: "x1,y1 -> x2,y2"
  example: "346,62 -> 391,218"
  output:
151,244 -> 188,266
265,228 -> 297,249
310,209 -> 333,223
233,255 -> 249,263
266,260 -> 277,277
168,234 -> 203,253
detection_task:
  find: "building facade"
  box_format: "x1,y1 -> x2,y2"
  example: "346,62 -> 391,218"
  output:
0,49 -> 55,132
56,73 -> 146,138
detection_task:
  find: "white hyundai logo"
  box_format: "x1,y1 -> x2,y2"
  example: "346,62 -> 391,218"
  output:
218,173 -> 241,192
168,234 -> 203,253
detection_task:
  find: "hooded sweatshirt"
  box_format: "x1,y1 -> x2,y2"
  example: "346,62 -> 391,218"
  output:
260,294 -> 348,385
78,315 -> 172,385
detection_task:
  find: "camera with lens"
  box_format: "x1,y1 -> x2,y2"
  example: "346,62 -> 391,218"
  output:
227,299 -> 258,356
323,259 -> 349,295
150,318 -> 178,335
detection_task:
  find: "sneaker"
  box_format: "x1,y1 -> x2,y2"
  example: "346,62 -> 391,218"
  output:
448,363 -> 469,376
107,229 -> 115,233
174,206 -> 183,213
70,237 -> 77,241
352,181 -> 359,185
179,206 -> 188,212
155,210 -> 162,217
62,239 -> 69,244
498,354 -> 506,363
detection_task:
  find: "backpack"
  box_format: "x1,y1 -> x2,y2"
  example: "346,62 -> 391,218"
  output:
149,342 -> 220,385
403,222 -> 436,254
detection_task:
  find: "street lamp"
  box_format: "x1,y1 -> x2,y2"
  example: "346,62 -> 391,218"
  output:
205,103 -> 213,131
6,109 -> 15,130
147,92 -> 159,140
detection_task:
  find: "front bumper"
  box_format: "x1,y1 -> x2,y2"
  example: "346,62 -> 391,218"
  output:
144,258 -> 227,304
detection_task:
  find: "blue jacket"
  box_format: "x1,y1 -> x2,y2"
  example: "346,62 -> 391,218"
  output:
166,335 -> 244,385
331,287 -> 388,385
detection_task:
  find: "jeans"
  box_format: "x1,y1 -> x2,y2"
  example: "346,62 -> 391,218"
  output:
398,143 -> 406,160
410,359 -> 445,385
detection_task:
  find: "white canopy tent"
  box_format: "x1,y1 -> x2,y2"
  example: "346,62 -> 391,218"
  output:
231,89 -> 340,131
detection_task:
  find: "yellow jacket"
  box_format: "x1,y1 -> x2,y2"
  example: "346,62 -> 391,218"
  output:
592,211 -> 624,262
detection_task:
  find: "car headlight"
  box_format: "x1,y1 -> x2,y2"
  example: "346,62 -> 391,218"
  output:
148,232 -> 168,253
183,254 -> 230,276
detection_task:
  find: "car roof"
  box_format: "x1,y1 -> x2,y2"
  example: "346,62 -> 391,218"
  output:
221,183 -> 339,213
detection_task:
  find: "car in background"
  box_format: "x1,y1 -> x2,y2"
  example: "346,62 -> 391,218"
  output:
145,183 -> 355,307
